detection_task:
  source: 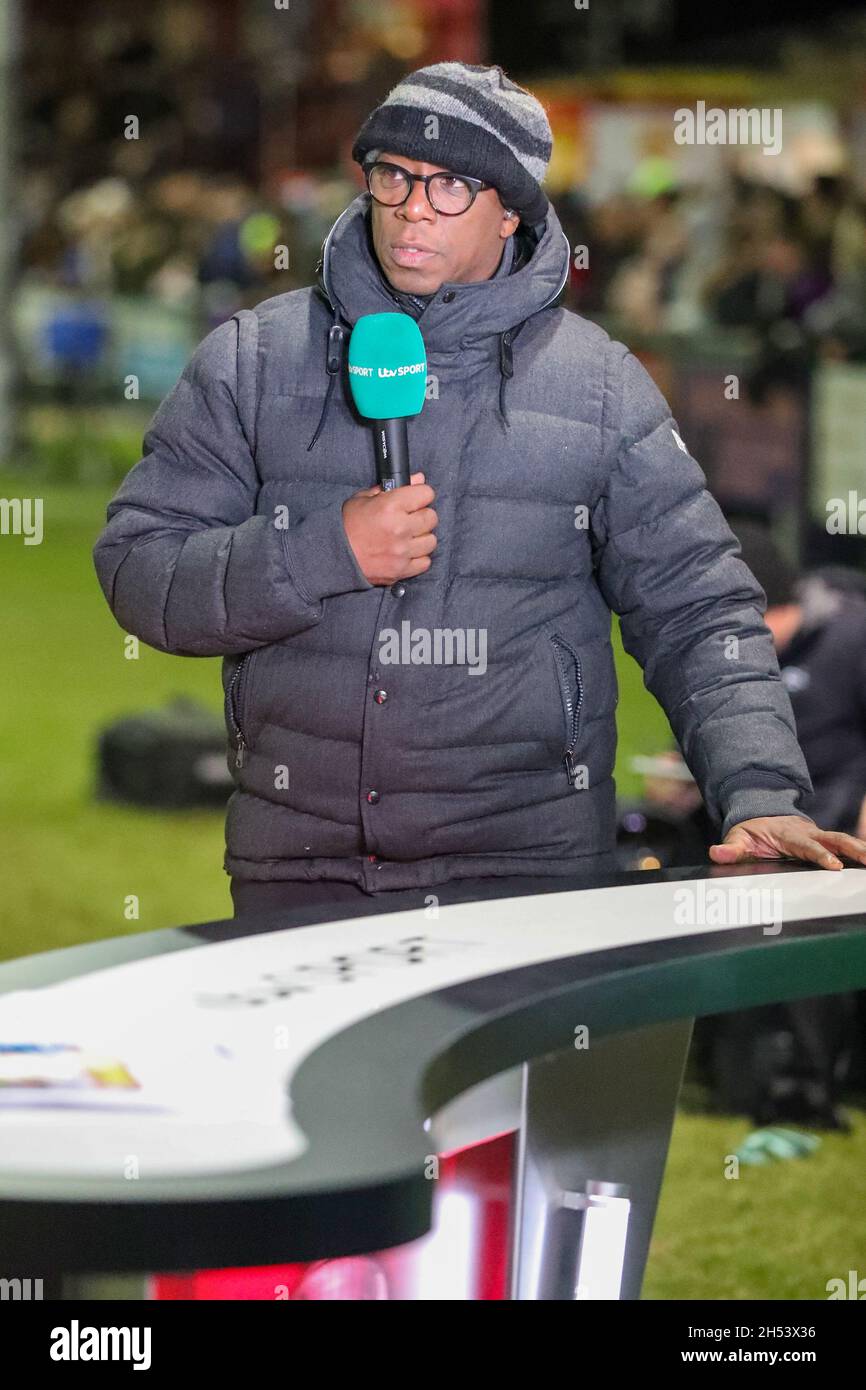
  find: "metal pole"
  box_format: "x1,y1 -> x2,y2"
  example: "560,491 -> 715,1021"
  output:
508,1018 -> 694,1300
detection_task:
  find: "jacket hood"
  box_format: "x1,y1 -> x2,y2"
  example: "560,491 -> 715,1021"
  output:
306,191 -> 571,449
318,192 -> 569,350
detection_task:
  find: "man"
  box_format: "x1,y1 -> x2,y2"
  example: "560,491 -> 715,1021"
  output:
92,63 -> 866,919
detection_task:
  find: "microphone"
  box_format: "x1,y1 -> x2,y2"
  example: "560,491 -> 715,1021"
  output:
347,313 -> 427,490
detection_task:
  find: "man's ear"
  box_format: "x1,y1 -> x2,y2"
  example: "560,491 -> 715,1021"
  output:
500,208 -> 520,238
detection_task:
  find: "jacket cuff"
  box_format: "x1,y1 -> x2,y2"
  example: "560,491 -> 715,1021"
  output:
283,502 -> 373,603
720,787 -> 815,840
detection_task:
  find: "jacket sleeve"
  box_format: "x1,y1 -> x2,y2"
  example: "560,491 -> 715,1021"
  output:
590,340 -> 814,838
92,309 -> 372,657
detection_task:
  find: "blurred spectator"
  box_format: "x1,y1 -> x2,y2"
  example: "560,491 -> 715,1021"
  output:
702,521 -> 866,1129
735,524 -> 866,837
669,524 -> 866,1129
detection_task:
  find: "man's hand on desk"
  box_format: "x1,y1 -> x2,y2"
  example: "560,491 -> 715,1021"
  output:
709,816 -> 866,871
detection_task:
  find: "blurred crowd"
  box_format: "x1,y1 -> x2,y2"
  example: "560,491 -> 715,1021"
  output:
16,5 -> 866,374
565,172 -> 866,363
18,5 -> 361,333
23,157 -> 866,374
21,166 -> 356,327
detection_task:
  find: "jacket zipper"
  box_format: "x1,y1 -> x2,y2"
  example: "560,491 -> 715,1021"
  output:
227,653 -> 254,768
550,633 -> 584,787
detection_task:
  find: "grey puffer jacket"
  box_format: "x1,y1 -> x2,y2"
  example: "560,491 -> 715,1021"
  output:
93,193 -> 813,892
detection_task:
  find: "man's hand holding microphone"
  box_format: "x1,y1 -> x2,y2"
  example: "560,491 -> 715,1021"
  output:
343,472 -> 437,586
342,312 -> 437,586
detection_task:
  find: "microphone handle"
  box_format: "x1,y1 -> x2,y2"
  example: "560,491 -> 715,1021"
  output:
373,418 -> 411,491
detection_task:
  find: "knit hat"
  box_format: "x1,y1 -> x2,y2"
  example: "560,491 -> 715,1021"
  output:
352,62 -> 553,225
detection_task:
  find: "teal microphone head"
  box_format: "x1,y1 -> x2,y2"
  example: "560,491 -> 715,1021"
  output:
348,313 -> 427,420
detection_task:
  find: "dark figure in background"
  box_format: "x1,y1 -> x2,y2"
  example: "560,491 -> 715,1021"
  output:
736,525 -> 866,838
698,523 -> 866,1129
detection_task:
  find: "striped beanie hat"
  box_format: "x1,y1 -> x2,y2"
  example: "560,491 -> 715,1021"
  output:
352,62 -> 553,225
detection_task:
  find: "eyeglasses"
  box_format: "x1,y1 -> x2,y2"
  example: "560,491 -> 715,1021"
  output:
364,159 -> 493,216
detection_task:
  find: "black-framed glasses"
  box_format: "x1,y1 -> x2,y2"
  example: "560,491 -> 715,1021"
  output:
364,159 -> 493,216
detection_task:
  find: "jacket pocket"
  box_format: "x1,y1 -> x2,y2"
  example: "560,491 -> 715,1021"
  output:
549,632 -> 584,787
226,651 -> 258,768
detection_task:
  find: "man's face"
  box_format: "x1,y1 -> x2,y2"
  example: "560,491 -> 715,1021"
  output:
369,151 -> 520,294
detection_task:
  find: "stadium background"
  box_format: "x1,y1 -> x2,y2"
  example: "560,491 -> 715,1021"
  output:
2,0 -> 866,1296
